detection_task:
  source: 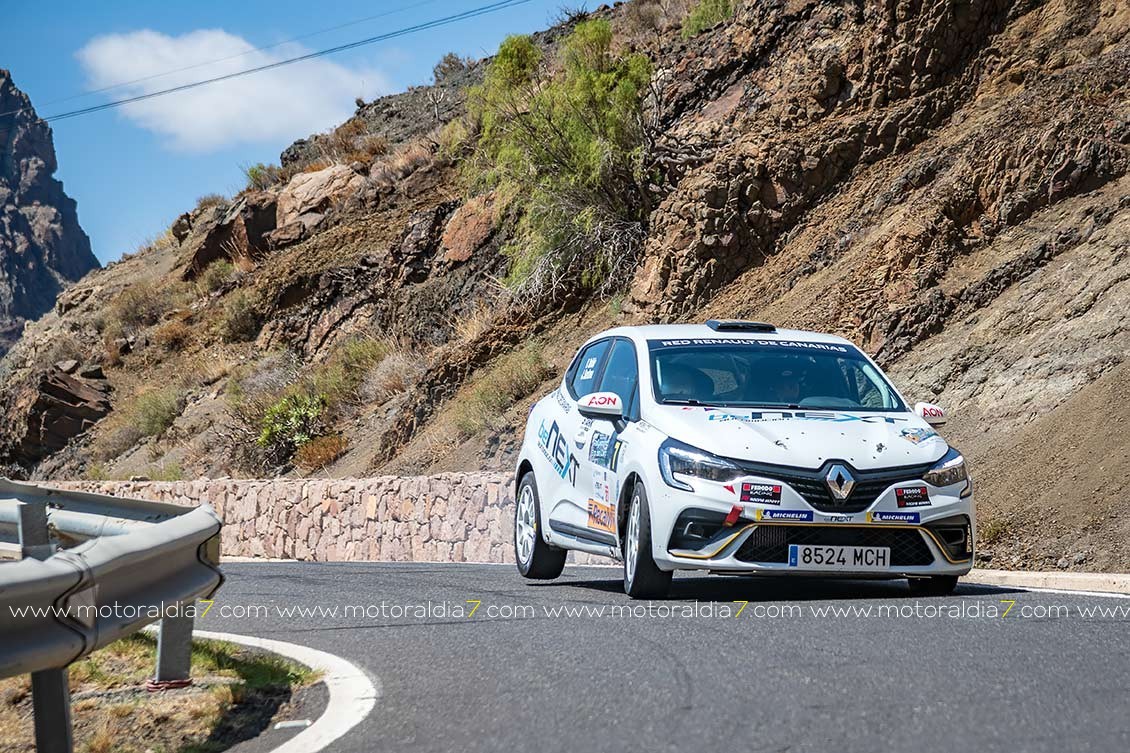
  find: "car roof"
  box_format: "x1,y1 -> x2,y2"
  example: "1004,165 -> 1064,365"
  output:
586,323 -> 857,348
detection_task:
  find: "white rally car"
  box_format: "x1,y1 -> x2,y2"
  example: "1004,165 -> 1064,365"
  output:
514,321 -> 973,598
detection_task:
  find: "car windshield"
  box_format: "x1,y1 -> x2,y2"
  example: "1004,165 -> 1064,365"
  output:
647,338 -> 906,411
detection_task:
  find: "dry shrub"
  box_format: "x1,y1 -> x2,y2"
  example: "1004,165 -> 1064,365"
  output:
369,139 -> 435,187
195,193 -> 227,211
106,281 -> 170,337
361,348 -> 424,403
451,299 -> 499,344
217,291 -> 261,343
295,435 -> 349,473
154,320 -> 192,352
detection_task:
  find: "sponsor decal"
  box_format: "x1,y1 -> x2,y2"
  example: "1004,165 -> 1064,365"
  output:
586,499 -> 616,533
553,388 -> 572,414
921,405 -> 945,419
579,356 -> 598,382
867,511 -> 920,523
537,420 -> 579,485
900,427 -> 938,445
589,432 -> 624,471
740,482 -> 782,505
821,514 -> 854,523
649,338 -> 851,354
754,509 -> 814,522
574,418 -> 593,449
583,393 -> 620,408
592,470 -> 616,505
895,486 -> 930,508
705,410 -> 908,425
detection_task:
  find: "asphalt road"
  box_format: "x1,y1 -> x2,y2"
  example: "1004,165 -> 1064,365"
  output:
200,563 -> 1130,753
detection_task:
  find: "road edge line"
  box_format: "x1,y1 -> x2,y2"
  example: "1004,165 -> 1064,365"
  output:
965,568 -> 1130,596
193,629 -> 379,753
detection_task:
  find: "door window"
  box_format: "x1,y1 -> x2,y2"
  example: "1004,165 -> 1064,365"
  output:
596,339 -> 640,418
568,339 -> 612,398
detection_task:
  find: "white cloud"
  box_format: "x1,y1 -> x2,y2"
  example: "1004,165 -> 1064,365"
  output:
77,29 -> 389,152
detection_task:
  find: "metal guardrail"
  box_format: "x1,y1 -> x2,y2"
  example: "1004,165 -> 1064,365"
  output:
0,478 -> 224,752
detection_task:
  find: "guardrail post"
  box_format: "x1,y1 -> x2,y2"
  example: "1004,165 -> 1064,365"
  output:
16,499 -> 54,561
150,608 -> 195,690
31,671 -> 73,753
18,499 -> 74,753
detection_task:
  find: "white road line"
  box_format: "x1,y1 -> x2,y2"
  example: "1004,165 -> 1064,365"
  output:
962,583 -> 1130,600
194,629 -> 379,753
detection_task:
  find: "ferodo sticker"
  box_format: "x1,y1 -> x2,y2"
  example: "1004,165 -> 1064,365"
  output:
867,511 -> 920,524
740,482 -> 782,505
586,500 -> 616,533
754,509 -> 813,522
895,486 -> 930,508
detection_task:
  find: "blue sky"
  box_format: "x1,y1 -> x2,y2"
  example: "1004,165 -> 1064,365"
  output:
4,0 -> 573,264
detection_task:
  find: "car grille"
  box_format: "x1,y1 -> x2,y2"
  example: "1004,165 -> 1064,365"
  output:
735,525 -> 935,566
731,459 -> 935,513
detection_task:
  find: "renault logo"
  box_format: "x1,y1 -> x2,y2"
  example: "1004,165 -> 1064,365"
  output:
825,464 -> 856,501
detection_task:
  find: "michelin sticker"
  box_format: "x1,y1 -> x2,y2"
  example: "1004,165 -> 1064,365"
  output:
867,511 -> 920,523
755,509 -> 814,522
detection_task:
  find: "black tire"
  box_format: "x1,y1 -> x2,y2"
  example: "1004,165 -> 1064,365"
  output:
623,482 -> 672,599
514,472 -> 566,580
907,575 -> 959,597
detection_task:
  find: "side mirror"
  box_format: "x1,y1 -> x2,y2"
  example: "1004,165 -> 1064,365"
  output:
914,401 -> 947,427
577,392 -> 624,420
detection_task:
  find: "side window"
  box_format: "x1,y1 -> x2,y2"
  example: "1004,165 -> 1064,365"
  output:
568,339 -> 612,398
597,339 -> 640,418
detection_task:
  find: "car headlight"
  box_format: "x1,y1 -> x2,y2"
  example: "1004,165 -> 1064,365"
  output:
658,438 -> 743,492
923,447 -> 969,491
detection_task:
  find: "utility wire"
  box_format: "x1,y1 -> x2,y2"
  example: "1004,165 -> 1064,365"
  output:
3,0 -> 530,123
41,0 -> 444,107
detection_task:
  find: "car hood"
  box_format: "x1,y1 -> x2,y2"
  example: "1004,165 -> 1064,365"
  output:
646,405 -> 949,470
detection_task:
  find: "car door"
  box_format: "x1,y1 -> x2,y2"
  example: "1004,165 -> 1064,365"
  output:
537,338 -> 613,521
576,337 -> 640,544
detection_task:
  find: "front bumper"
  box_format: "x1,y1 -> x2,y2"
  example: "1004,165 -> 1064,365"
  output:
650,478 -> 975,577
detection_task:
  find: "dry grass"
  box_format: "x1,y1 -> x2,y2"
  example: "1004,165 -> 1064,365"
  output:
295,435 -> 349,473
369,138 -> 436,188
450,341 -> 552,439
154,320 -> 192,352
450,299 -> 499,345
0,634 -> 316,753
360,347 -> 424,403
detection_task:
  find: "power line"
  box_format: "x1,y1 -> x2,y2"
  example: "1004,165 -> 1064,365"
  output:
42,0 -> 445,107
6,0 -> 531,123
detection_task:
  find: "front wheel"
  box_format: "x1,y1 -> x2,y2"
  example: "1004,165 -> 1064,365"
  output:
907,575 -> 959,596
515,472 -> 566,580
623,483 -> 672,599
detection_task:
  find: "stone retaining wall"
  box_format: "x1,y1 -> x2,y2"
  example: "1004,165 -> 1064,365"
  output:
56,474 -> 606,566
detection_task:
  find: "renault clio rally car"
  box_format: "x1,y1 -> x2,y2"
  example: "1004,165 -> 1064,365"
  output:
514,321 -> 973,598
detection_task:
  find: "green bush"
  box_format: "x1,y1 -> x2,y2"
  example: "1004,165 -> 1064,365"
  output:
467,20 -> 652,300
258,393 -> 326,459
242,162 -> 283,192
198,259 -> 237,295
218,291 -> 260,343
134,388 -> 183,437
682,0 -> 735,39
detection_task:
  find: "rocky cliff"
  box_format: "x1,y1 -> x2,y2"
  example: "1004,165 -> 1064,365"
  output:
0,1 -> 1126,569
0,70 -> 97,355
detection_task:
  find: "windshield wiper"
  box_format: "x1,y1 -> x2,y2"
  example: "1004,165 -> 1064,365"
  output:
660,398 -> 719,407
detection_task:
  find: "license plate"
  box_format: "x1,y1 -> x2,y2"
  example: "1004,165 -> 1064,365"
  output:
787,544 -> 891,570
